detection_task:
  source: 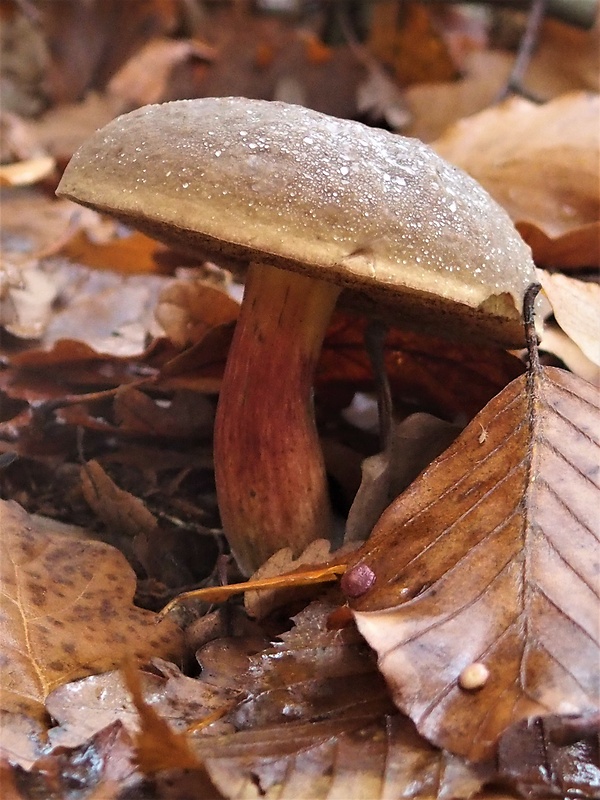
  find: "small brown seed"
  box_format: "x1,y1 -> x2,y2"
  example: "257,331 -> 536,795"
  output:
459,662 -> 489,690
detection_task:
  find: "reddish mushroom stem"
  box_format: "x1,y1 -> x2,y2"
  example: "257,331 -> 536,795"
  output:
214,262 -> 340,575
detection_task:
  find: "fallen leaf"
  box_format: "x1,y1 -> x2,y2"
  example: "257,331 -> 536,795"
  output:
45,658 -> 236,750
348,366 -> 600,761
0,711 -> 46,770
539,269 -> 600,367
0,263 -> 58,339
539,324 -> 600,385
4,721 -> 136,800
107,37 -> 215,110
345,413 -> 461,543
497,714 -> 600,798
368,1 -> 458,86
517,220 -> 600,269
434,93 -> 600,263
0,156 -> 55,187
80,459 -> 158,539
318,312 -> 524,419
194,597 -> 491,799
404,50 -> 513,142
39,0 -> 183,104
121,659 -> 222,795
113,387 -> 214,439
155,278 -> 239,348
244,539 -> 340,619
0,500 -> 183,721
58,229 -> 175,275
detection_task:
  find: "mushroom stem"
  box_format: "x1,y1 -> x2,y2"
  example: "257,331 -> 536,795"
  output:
214,262 -> 341,575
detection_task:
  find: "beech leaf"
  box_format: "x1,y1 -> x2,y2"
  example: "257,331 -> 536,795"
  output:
0,501 -> 183,721
348,366 -> 600,761
433,93 -> 600,239
539,270 -> 600,368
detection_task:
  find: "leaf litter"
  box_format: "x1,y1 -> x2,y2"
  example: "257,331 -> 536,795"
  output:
347,363 -> 600,761
2,5 -> 600,796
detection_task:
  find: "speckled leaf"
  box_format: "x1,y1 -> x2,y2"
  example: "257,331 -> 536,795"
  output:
0,501 -> 183,721
347,366 -> 600,761
194,598 -> 491,799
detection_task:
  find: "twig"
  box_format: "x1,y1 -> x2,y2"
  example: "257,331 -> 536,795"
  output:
497,0 -> 548,102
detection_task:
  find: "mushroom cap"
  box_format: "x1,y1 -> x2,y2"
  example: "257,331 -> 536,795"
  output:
57,97 -> 537,346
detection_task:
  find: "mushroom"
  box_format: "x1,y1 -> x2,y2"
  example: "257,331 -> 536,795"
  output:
56,97 -> 537,575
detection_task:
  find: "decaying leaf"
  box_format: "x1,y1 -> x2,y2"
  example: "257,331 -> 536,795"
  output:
107,37 -> 215,110
45,657 -> 236,750
434,92 -> 600,265
0,263 -> 57,339
347,366 -> 600,761
155,278 -> 239,349
539,324 -> 600,386
345,412 -> 461,544
497,714 -> 600,798
0,501 -> 183,721
244,539 -> 339,619
121,659 -> 222,796
194,598 -> 490,799
318,312 -> 524,420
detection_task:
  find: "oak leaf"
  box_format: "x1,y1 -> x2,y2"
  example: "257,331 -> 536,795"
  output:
347,366 -> 600,760
0,501 -> 183,721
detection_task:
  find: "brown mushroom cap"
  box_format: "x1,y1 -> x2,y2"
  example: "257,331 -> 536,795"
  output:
57,97 -> 536,346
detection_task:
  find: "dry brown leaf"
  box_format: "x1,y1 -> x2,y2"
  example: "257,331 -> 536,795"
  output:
107,37 -> 215,110
345,413 -> 461,544
113,387 -> 214,439
348,366 -> 600,761
80,459 -> 158,539
244,539 -> 338,619
0,500 -> 183,721
368,0 -> 458,86
39,0 -> 183,104
195,598 -> 491,799
539,269 -> 600,367
0,264 -> 57,339
26,92 -> 125,161
13,261 -> 168,356
517,220 -> 600,269
540,324 -> 600,385
403,50 -> 513,142
434,92 -> 600,262
0,156 -> 55,187
45,658 -> 236,750
58,229 -> 174,275
156,279 -> 239,348
121,660 -> 222,796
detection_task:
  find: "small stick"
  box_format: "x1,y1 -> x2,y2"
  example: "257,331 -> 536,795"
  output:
524,282 -> 542,375
498,0 -> 548,102
364,319 -> 393,451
